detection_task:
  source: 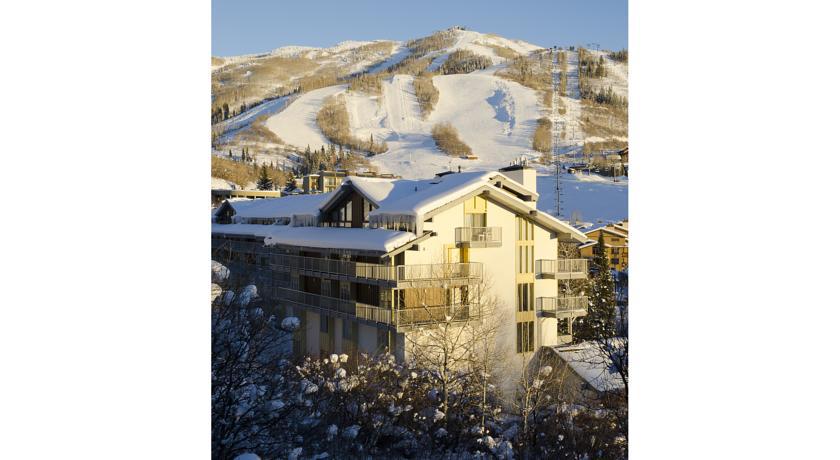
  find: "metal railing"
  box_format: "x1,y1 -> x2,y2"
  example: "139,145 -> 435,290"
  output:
536,259 -> 589,278
275,287 -> 366,317
356,304 -> 393,325
275,287 -> 477,328
396,304 -> 475,326
271,254 -> 482,283
536,296 -> 589,316
455,227 -> 502,247
396,263 -> 482,281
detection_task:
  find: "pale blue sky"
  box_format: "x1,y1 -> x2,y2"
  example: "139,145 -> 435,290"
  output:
213,0 -> 628,56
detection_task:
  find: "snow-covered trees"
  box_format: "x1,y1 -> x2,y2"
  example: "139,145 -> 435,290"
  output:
576,233 -> 617,342
211,260 -> 626,458
439,49 -> 493,75
211,264 -> 299,459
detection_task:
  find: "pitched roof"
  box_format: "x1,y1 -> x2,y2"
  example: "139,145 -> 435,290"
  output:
549,339 -> 627,393
223,193 -> 334,219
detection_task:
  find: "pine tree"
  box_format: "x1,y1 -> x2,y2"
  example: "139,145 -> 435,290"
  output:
256,164 -> 273,190
575,232 -> 616,341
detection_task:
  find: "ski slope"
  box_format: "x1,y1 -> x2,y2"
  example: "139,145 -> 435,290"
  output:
366,74 -> 544,179
264,85 -> 346,149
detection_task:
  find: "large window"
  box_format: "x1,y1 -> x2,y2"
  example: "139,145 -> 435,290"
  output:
516,217 -> 534,241
516,321 -> 534,353
516,246 -> 534,274
517,283 -> 534,312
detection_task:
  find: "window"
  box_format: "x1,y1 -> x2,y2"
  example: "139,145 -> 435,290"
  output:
465,212 -> 486,228
517,246 -> 534,273
516,217 -> 534,241
516,321 -> 534,353
376,328 -> 389,352
611,258 -> 619,265
517,283 -> 534,312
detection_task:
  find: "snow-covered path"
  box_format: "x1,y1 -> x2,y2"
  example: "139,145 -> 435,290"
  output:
216,95 -> 294,143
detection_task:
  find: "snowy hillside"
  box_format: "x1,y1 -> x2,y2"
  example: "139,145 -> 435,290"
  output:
211,27 -> 629,228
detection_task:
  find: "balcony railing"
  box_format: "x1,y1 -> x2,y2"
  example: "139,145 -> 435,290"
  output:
271,254 -> 481,284
276,286 -> 368,318
536,296 -> 589,317
356,304 -> 394,325
396,263 -> 482,282
455,227 -> 502,248
396,303 -> 475,327
536,259 -> 589,279
276,287 -> 477,328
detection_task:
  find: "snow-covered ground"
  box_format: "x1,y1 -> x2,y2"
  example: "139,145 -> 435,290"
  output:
265,85 -> 347,150
536,173 -> 627,228
427,29 -> 541,71
211,177 -> 237,190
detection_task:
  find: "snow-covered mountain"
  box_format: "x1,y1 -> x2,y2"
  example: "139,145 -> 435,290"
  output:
211,27 -> 628,183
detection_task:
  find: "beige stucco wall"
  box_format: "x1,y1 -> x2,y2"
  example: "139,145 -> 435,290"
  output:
402,193 -> 560,394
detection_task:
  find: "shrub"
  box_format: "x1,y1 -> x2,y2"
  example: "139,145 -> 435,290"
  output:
316,95 -> 388,155
348,73 -> 383,94
413,73 -> 439,118
609,49 -> 628,63
533,117 -> 552,153
431,122 -> 473,158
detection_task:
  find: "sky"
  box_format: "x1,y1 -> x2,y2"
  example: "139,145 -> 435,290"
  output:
212,0 -> 628,57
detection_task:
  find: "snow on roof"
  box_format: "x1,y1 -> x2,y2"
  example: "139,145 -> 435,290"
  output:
231,193 -> 334,219
550,339 -> 626,393
585,224 -> 628,238
211,223 -> 414,252
362,171 -> 497,217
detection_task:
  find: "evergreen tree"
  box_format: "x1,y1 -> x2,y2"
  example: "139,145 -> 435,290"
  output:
575,233 -> 616,341
256,164 -> 273,190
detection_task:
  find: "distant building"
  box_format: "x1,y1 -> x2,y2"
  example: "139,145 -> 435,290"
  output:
303,170 -> 400,194
579,220 -> 628,272
211,189 -> 281,207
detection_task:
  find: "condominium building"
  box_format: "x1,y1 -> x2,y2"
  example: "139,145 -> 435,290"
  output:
211,165 -> 589,387
579,221 -> 629,272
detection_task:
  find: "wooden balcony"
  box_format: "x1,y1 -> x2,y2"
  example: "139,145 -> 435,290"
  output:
536,259 -> 589,280
455,227 -> 502,248
536,296 -> 589,318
